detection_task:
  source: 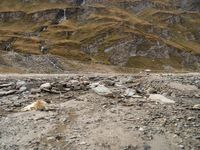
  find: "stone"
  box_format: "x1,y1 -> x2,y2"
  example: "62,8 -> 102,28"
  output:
31,88 -> 41,94
92,85 -> 113,97
0,90 -> 16,97
103,80 -> 115,86
0,83 -> 13,88
132,95 -> 143,98
143,144 -> 151,150
70,80 -> 79,86
194,94 -> 200,98
90,82 -> 100,88
147,87 -> 157,94
125,88 -> 136,97
18,86 -> 27,93
16,80 -> 26,88
21,99 -> 47,111
139,127 -> 144,131
144,69 -> 151,72
149,94 -> 175,104
169,82 -> 198,91
179,145 -> 184,149
40,83 -> 51,89
187,117 -> 195,121
193,104 -> 200,110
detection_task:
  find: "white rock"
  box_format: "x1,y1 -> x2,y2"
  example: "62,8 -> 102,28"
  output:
149,94 -> 175,104
40,83 -> 51,89
139,127 -> 144,131
193,104 -> 200,110
125,88 -> 136,97
92,85 -> 112,96
16,80 -> 26,88
19,86 -> 27,92
31,88 -> 41,94
144,69 -> 151,72
70,80 -> 79,85
132,95 -> 143,98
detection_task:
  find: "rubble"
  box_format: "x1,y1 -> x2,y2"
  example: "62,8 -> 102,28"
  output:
0,73 -> 199,150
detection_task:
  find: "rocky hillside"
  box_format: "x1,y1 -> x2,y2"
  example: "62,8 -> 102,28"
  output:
0,0 -> 200,72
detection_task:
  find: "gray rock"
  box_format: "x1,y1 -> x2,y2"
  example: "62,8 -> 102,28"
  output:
169,82 -> 198,91
90,82 -> 100,88
0,90 -> 16,96
16,80 -> 26,88
0,83 -> 13,88
40,83 -> 51,89
31,88 -> 41,94
18,86 -> 27,93
92,85 -> 113,97
147,87 -> 157,94
70,80 -> 79,86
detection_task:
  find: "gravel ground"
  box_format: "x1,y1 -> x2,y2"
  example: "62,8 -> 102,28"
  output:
0,73 -> 199,150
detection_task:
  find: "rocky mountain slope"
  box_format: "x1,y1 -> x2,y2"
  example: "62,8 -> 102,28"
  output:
0,0 -> 200,73
0,73 -> 200,149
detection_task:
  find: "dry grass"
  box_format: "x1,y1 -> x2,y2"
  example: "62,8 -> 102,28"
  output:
0,66 -> 23,73
0,0 -> 71,12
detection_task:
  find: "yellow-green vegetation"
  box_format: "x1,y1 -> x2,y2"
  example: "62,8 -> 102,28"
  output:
0,0 -> 199,71
0,66 -> 23,73
13,37 -> 41,55
126,56 -> 184,70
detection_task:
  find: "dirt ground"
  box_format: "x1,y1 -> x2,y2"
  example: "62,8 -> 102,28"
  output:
0,73 -> 199,150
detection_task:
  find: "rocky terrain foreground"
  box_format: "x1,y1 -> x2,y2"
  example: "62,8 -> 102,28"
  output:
0,73 -> 199,150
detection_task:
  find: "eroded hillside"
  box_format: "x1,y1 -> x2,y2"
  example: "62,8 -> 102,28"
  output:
0,0 -> 200,73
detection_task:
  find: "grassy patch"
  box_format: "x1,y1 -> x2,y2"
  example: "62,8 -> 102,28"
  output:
126,56 -> 183,70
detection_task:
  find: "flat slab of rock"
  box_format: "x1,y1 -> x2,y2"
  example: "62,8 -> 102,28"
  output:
149,94 -> 175,104
0,83 -> 13,88
0,90 -> 16,97
169,82 -> 198,91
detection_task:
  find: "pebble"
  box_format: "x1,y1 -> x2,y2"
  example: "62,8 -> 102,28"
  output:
125,88 -> 136,97
16,81 -> 26,88
40,83 -> 51,89
179,144 -> 184,149
193,104 -> 200,110
18,86 -> 27,93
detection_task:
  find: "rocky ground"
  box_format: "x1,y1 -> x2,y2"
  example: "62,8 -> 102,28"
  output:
0,73 -> 200,150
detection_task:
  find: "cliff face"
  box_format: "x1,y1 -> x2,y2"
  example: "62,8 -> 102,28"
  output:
0,0 -> 200,72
